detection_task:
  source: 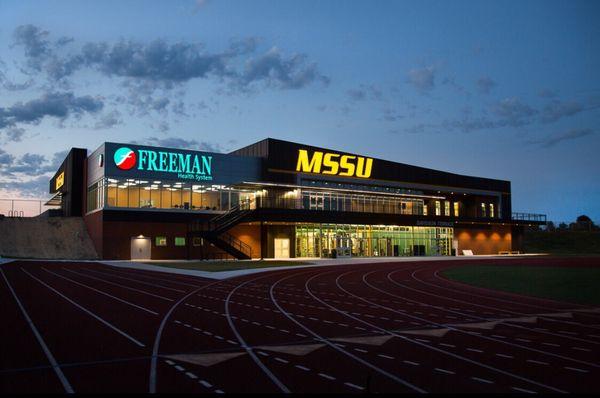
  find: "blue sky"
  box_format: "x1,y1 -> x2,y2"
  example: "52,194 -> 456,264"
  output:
0,0 -> 599,222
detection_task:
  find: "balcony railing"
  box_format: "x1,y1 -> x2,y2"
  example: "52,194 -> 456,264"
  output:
252,196 -> 424,216
512,212 -> 547,223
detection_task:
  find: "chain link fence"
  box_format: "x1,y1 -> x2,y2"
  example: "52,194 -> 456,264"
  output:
0,199 -> 59,218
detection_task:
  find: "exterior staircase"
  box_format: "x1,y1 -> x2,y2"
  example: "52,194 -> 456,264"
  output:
188,202 -> 254,259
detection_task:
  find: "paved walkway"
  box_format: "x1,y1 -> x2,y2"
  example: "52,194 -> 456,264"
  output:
100,255 -> 543,280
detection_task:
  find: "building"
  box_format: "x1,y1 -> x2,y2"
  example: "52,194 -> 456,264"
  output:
48,138 -> 546,260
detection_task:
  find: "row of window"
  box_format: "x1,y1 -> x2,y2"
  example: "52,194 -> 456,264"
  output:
431,200 -> 460,217
154,236 -> 204,247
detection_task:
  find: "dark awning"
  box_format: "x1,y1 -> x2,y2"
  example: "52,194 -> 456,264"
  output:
44,192 -> 63,206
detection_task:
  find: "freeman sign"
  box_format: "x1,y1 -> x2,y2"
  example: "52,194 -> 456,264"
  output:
296,149 -> 373,178
113,146 -> 213,181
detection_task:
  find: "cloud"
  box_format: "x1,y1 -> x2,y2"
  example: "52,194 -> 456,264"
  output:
476,76 -> 496,94
346,88 -> 366,101
12,25 -> 328,93
345,84 -> 383,102
3,127 -> 26,142
0,174 -> 52,198
94,110 -> 122,129
0,148 -> 15,166
240,47 -> 330,90
407,66 -> 436,92
491,97 -> 537,126
0,149 -> 67,179
527,128 -> 595,148
382,107 -> 403,122
134,136 -> 229,153
538,88 -> 557,98
12,24 -> 51,71
192,0 -> 210,14
540,100 -> 584,123
0,92 -> 104,130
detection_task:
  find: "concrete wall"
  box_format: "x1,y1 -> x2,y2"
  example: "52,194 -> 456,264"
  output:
455,225 -> 512,255
0,216 -> 98,259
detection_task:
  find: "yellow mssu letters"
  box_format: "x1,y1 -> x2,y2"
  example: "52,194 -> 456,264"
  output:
295,149 -> 373,178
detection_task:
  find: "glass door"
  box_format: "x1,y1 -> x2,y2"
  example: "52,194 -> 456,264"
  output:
309,192 -> 325,210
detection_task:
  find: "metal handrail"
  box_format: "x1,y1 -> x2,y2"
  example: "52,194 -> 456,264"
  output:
220,231 -> 252,258
512,212 -> 547,222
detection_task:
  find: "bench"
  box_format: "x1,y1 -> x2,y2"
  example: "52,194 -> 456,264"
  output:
462,250 -> 474,256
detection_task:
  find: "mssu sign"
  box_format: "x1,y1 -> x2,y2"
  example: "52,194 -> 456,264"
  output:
296,149 -> 373,178
113,146 -> 213,181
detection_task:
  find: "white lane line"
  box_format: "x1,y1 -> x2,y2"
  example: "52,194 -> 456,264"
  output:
354,348 -> 368,353
403,360 -> 420,366
174,365 -> 185,371
21,268 -> 145,347
257,351 -> 269,357
496,353 -> 514,359
467,348 -> 484,353
378,354 -> 395,360
42,267 -> 158,315
564,366 -> 589,373
295,365 -> 310,371
318,373 -> 336,381
185,372 -> 198,379
199,380 -> 213,388
345,382 -> 365,390
472,376 -> 494,384
439,343 -> 456,348
572,347 -> 591,352
63,268 -> 174,301
165,360 -> 175,365
512,386 -> 536,394
516,338 -> 531,343
275,357 -> 289,364
434,368 -> 455,375
526,359 -> 549,365
0,269 -> 74,393
83,268 -> 185,293
541,342 -> 560,347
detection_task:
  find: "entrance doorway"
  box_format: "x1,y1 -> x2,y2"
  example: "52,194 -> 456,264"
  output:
309,193 -> 324,210
131,237 -> 151,260
274,238 -> 290,258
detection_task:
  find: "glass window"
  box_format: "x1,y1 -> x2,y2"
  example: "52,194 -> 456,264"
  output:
175,237 -> 186,246
139,181 -> 152,208
192,237 -> 203,246
435,201 -> 441,216
156,237 -> 167,246
489,203 -> 495,218
454,202 -> 459,217
127,181 -> 139,208
481,203 -> 487,218
423,204 -> 428,216
444,201 -> 450,216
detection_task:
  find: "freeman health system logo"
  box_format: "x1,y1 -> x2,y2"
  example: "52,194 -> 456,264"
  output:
113,146 -> 213,181
114,147 -> 137,170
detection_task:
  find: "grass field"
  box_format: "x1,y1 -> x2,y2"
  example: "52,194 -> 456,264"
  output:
142,260 -> 313,272
442,265 -> 600,305
523,230 -> 600,255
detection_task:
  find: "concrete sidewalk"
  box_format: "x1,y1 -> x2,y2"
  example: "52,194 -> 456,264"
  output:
100,255 -> 541,280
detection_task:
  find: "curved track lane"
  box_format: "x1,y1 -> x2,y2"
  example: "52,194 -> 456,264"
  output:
1,257 -> 599,393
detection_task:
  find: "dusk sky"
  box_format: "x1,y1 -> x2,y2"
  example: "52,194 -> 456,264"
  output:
0,0 -> 599,222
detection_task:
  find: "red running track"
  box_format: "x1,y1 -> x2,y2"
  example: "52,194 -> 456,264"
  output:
1,257 -> 600,393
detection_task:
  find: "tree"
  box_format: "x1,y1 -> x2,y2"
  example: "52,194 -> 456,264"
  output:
575,215 -> 594,232
546,221 -> 556,232
558,222 -> 569,231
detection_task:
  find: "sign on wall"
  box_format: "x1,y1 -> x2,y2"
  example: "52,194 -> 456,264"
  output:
55,171 -> 65,190
295,149 -> 373,179
103,142 -> 263,185
112,146 -> 213,182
